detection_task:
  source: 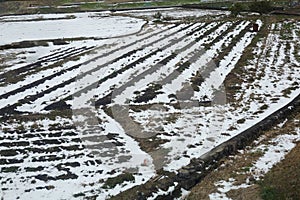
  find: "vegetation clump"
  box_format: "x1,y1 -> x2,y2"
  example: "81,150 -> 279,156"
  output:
102,173 -> 135,189
249,1 -> 273,14
229,3 -> 244,16
153,11 -> 162,19
134,83 -> 163,103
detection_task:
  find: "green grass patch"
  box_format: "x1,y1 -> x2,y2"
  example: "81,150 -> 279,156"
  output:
258,142 -> 300,200
260,185 -> 284,200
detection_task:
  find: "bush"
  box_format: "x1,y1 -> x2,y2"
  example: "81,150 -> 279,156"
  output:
249,1 -> 273,14
230,3 -> 244,16
261,186 -> 283,200
153,11 -> 162,19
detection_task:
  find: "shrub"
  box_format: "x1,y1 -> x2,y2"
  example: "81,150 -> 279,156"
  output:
249,1 -> 273,14
261,186 -> 283,200
153,11 -> 162,19
230,3 -> 244,16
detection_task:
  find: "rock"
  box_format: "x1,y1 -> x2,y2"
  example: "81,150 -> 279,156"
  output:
158,179 -> 172,191
178,169 -> 190,179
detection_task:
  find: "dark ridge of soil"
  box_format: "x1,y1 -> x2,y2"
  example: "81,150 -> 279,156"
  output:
44,101 -> 71,111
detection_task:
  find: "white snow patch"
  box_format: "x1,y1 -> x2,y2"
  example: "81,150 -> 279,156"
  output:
0,13 -> 145,45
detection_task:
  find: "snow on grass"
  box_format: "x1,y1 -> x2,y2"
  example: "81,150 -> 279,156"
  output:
148,182 -> 178,200
205,20 -> 300,194
0,12 -> 146,46
209,178 -> 250,200
226,20 -> 300,135
251,131 -> 300,180
209,127 -> 300,200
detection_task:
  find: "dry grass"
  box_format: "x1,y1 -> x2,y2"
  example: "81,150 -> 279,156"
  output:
187,111 -> 300,200
258,117 -> 300,200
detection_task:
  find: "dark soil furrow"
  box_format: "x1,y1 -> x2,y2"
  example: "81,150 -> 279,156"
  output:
11,24 -> 194,112
134,21 -> 252,104
30,23 -> 201,110
94,23 -> 220,106
37,46 -> 78,61
0,24 -> 181,108
0,46 -> 94,84
189,22 -> 254,92
131,21 -> 237,103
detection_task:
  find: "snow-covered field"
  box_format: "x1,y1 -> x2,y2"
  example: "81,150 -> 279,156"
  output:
0,9 -> 299,199
0,12 -> 145,45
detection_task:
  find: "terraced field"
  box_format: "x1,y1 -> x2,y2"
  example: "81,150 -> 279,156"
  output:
0,8 -> 299,199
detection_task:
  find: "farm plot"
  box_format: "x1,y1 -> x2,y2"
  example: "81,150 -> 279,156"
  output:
117,7 -> 230,21
0,10 -> 299,199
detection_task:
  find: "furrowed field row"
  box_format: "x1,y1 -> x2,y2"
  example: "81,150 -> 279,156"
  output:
63,22 -> 228,108
127,21 -> 250,105
10,22 -> 217,112
0,23 -> 193,112
0,24 -> 176,99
